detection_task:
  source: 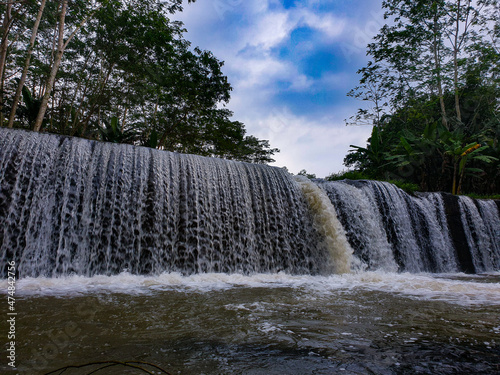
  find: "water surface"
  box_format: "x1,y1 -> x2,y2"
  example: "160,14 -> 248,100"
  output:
2,272 -> 499,374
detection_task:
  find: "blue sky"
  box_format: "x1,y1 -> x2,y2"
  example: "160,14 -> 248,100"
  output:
175,0 -> 385,177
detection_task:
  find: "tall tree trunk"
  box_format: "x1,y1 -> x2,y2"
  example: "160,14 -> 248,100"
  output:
432,12 -> 448,130
0,3 -> 13,126
33,0 -> 68,132
66,53 -> 98,133
8,0 -> 47,128
452,49 -> 461,122
453,0 -> 462,123
457,164 -> 466,195
33,1 -> 101,131
0,3 -> 12,79
121,106 -> 128,131
452,161 -> 458,195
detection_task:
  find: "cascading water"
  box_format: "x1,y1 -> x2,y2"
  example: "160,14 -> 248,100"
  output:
458,196 -> 500,272
313,180 -> 398,272
0,128 -> 331,278
2,128 -> 500,375
0,127 -> 499,278
293,176 -> 353,274
316,180 -> 461,273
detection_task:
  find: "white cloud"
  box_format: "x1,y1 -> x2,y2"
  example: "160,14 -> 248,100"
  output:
175,0 -> 381,176
298,10 -> 347,40
237,108 -> 373,177
247,12 -> 293,50
238,5 -> 347,52
230,56 -> 300,89
178,1 -> 353,95
289,74 -> 313,91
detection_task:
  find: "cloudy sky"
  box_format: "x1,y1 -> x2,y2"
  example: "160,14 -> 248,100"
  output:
175,0 -> 385,177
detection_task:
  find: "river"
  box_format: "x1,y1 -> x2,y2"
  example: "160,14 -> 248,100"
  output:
2,271 -> 499,374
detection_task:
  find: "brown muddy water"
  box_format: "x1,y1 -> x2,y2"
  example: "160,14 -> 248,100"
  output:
1,272 -> 499,375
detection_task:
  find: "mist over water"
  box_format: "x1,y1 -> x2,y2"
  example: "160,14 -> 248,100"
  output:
0,128 -> 499,374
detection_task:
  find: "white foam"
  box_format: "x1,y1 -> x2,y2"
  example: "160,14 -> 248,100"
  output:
2,271 -> 499,306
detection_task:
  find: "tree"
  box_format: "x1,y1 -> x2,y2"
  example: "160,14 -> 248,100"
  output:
33,0 -> 103,131
345,91 -> 499,193
1,0 -> 277,164
8,0 -> 47,129
345,0 -> 500,194
349,0 -> 498,129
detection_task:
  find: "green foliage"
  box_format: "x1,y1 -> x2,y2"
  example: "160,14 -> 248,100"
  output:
325,170 -> 419,194
345,0 -> 500,195
386,180 -> 420,195
98,116 -> 138,144
143,129 -> 159,149
1,0 -> 277,164
325,170 -> 371,181
297,169 -> 317,179
18,86 -> 42,129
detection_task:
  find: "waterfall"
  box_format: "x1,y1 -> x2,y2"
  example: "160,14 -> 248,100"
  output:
0,128 -> 499,277
293,176 -> 353,274
458,197 -> 500,272
316,180 -> 460,273
314,180 -> 397,272
0,128 -> 329,277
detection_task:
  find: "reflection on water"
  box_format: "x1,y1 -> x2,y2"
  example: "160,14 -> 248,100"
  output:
1,272 -> 499,375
